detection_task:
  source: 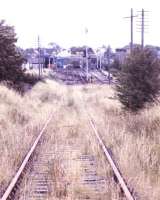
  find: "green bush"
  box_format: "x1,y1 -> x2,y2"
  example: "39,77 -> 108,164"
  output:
0,20 -> 39,92
116,47 -> 160,111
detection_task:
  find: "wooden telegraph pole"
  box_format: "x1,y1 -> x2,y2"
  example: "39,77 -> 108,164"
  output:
106,46 -> 111,84
124,8 -> 138,52
141,9 -> 144,48
37,36 -> 41,79
85,27 -> 89,82
137,9 -> 149,48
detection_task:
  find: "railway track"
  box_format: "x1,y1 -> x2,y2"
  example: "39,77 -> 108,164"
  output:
77,75 -> 136,199
1,79 -> 136,200
51,68 -> 112,85
1,113 -> 136,200
0,113 -> 54,200
78,70 -> 88,83
81,90 -> 136,200
87,116 -> 136,200
90,70 -> 109,84
51,68 -> 86,85
79,69 -> 110,84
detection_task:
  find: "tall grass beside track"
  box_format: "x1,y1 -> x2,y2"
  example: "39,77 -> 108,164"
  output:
18,82 -> 121,200
0,80 -> 64,196
82,84 -> 160,199
1,78 -> 160,199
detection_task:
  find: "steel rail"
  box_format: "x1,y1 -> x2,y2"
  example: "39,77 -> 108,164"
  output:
88,117 -> 135,200
79,71 -> 87,84
1,113 -> 53,200
91,72 -> 105,83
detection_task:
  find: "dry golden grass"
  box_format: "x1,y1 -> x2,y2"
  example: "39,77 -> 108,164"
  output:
0,79 -> 64,194
1,77 -> 160,200
81,84 -> 160,199
44,86 -> 121,200
15,81 -> 121,200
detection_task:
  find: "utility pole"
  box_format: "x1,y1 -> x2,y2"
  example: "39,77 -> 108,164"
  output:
86,45 -> 88,81
96,53 -> 99,69
124,8 -> 138,52
97,48 -> 102,70
106,46 -> 111,84
137,9 -> 149,49
131,8 -> 133,51
85,28 -> 89,82
96,48 -> 99,69
37,35 -> 41,79
141,9 -> 144,48
99,53 -> 102,70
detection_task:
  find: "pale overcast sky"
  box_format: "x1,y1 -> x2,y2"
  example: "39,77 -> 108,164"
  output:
0,0 -> 159,49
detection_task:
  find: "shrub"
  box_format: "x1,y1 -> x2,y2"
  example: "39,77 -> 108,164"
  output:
0,20 -> 38,92
116,47 -> 160,111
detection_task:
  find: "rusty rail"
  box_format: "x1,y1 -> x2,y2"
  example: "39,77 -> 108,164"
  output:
1,113 -> 53,200
88,117 -> 135,200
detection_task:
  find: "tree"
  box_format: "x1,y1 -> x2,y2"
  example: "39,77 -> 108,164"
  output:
70,46 -> 94,57
0,20 -> 38,91
48,42 -> 61,54
23,48 -> 35,60
116,47 -> 160,111
0,21 -> 24,80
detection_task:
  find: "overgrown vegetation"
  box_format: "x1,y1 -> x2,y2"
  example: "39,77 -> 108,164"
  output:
116,47 -> 160,111
0,20 -> 38,92
0,80 -> 63,195
82,84 -> 160,199
1,79 -> 160,199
